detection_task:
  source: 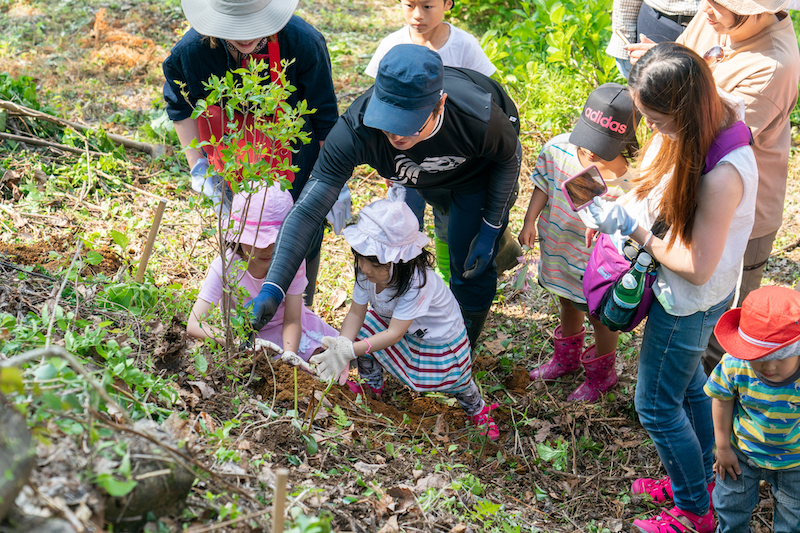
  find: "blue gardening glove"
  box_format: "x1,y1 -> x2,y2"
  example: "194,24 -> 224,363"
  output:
578,197 -> 639,236
463,219 -> 502,279
190,158 -> 231,218
249,282 -> 285,332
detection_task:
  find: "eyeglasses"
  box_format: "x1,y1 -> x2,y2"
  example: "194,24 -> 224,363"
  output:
411,113 -> 434,137
702,45 -> 727,67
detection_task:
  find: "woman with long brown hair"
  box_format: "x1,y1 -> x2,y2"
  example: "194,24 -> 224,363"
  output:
581,42 -> 757,532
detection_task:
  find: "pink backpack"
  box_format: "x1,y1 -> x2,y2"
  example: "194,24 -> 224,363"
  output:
582,121 -> 751,331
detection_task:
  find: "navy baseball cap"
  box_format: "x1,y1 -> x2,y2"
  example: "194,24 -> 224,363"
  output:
364,44 -> 444,137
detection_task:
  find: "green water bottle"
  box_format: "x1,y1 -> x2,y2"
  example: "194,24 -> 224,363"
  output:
613,252 -> 652,308
602,252 -> 653,330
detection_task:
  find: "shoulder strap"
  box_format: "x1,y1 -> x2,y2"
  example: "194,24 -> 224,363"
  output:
446,66 -> 520,135
704,121 -> 752,174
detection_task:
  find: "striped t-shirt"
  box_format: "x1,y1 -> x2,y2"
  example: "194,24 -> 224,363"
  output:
531,134 -> 632,303
705,354 -> 800,469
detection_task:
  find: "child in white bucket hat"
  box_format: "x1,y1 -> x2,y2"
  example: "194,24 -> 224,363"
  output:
309,191 -> 499,440
187,184 -> 336,361
704,285 -> 800,532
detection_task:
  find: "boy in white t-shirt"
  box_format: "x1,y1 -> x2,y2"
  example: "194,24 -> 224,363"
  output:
365,0 -> 518,287
365,0 -> 495,78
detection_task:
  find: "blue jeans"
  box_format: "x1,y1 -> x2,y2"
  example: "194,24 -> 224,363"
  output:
635,293 -> 733,516
714,447 -> 800,533
418,188 -> 509,311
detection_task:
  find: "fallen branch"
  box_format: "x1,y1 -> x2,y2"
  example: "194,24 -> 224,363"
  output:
0,131 -> 104,157
0,99 -> 169,157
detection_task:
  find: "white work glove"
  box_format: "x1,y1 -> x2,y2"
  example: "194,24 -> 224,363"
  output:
309,336 -> 356,382
578,197 -> 639,236
325,184 -> 352,235
190,158 -> 231,218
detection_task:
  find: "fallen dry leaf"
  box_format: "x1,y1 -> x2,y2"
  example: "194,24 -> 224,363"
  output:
376,515 -> 399,533
483,338 -> 506,355
433,414 -> 449,443
414,473 -> 447,492
353,461 -> 387,476
187,380 -> 216,399
387,486 -> 420,514
329,288 -> 348,310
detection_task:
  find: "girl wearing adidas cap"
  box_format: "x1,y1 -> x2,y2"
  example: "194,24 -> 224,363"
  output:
187,185 -> 337,361
309,192 -> 499,441
520,83 -> 639,403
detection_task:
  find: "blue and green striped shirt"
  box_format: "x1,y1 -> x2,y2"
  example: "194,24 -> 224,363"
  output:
705,354 -> 800,469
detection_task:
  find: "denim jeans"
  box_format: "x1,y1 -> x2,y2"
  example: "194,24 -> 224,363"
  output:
635,293 -> 733,516
419,188 -> 509,311
403,186 -> 427,232
714,446 -> 800,533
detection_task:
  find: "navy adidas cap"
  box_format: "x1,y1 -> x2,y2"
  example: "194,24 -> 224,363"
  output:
364,44 -> 444,137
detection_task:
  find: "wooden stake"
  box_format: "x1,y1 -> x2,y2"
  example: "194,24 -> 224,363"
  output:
135,200 -> 167,283
272,468 -> 289,533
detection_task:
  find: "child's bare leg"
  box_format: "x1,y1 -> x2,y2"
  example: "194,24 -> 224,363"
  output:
451,380 -> 485,417
588,314 -> 619,355
559,297 -> 586,337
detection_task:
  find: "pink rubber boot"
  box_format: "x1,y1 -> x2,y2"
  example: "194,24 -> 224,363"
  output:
567,346 -> 617,401
529,326 -> 585,380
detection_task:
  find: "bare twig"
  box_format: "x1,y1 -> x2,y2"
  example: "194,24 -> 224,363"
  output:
45,240 -> 83,348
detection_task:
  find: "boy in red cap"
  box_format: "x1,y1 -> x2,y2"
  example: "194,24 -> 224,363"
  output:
704,285 -> 800,533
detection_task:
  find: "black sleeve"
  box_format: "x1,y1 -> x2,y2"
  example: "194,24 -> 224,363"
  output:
162,51 -> 194,122
293,39 -> 338,141
265,112 -> 367,291
482,102 -> 522,226
266,178 -> 343,291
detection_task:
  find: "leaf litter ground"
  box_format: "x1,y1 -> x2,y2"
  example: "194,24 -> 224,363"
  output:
1,0 -> 800,531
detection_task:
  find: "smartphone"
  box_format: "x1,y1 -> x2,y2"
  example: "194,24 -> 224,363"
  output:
561,165 -> 607,211
614,28 -> 631,46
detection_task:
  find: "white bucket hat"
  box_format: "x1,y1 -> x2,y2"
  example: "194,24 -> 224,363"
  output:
343,189 -> 430,264
181,0 -> 299,41
715,0 -> 788,14
224,184 -> 293,249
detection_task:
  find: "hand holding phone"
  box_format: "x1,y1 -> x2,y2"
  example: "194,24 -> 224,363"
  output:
614,28 -> 631,46
561,165 -> 608,212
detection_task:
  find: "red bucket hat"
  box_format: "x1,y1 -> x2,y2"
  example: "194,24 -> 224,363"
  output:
714,286 -> 800,361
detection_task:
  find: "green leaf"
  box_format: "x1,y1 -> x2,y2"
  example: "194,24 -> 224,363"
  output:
194,354 -> 208,374
301,433 -> 318,455
97,474 -> 138,497
85,251 -> 104,265
0,367 -> 24,394
110,230 -> 129,249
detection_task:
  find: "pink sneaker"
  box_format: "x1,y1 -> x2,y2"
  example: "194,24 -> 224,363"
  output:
632,476 -> 715,508
345,380 -> 383,397
470,403 -> 499,441
632,506 -> 714,533
632,476 -> 673,503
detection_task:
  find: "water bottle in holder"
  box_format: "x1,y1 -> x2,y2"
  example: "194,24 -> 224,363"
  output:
601,252 -> 653,330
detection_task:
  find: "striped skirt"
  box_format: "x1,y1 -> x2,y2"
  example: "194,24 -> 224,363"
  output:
358,309 -> 473,395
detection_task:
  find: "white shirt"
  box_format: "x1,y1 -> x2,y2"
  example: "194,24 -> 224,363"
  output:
352,268 -> 464,342
623,139 -> 757,316
365,24 -> 496,78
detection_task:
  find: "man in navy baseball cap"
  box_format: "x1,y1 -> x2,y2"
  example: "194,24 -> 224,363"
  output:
250,44 -> 522,350
364,45 -> 445,137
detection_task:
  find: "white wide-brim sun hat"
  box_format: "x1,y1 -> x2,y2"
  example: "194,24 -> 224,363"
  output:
181,0 -> 299,41
343,190 -> 430,264
715,0 -> 788,14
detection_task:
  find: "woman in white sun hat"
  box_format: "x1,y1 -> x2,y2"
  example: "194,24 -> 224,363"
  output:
163,0 -> 339,305
309,192 -> 500,441
187,184 -> 337,361
628,0 -> 800,377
